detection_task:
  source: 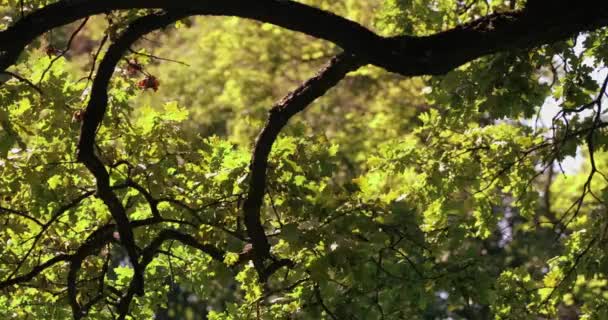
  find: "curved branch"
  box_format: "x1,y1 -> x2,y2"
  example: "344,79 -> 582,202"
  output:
242,53 -> 361,277
0,0 -> 380,73
125,178 -> 160,219
77,11 -> 189,159
0,1 -> 606,76
76,11 -> 190,298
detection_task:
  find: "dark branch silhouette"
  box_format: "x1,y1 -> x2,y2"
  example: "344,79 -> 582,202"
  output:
77,11 -> 190,299
243,53 -> 361,278
0,1 -> 606,76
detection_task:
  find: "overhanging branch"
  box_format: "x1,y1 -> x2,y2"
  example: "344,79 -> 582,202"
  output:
0,1 -> 606,76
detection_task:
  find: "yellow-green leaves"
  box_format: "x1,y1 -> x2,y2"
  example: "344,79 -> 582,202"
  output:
163,101 -> 189,122
136,101 -> 189,134
223,252 -> 239,266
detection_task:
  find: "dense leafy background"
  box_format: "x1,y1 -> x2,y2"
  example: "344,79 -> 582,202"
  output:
1,0 -> 608,319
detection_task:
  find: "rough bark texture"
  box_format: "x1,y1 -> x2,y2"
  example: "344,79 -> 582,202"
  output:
0,1 -> 606,75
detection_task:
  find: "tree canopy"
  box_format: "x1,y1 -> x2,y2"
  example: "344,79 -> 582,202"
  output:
1,0 -> 608,319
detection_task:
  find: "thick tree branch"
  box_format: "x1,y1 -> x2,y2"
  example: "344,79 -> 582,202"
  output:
243,53 -> 361,277
0,1 -> 607,76
76,11 -> 189,298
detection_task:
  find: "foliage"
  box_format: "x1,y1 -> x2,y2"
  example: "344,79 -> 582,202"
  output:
1,0 -> 608,319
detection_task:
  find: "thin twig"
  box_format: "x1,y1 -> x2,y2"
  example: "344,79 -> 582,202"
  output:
39,17 -> 89,84
128,48 -> 190,66
1,71 -> 44,95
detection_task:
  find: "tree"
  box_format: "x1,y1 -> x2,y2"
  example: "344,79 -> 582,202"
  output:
1,0 -> 608,319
